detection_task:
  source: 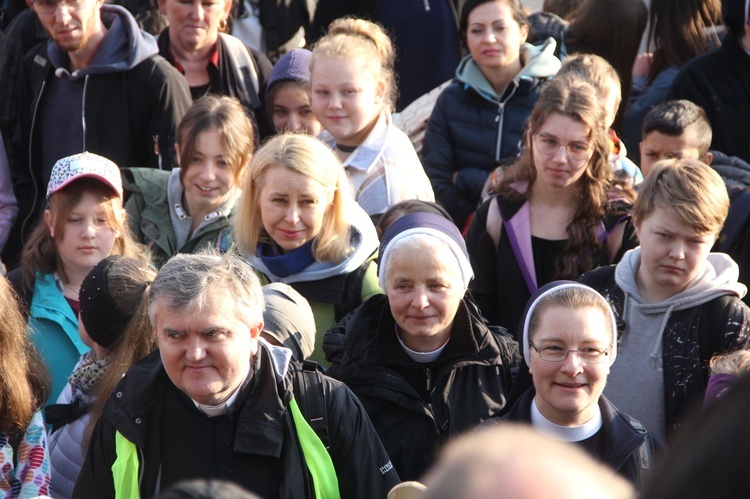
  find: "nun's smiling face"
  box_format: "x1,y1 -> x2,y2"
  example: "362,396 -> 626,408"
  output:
528,305 -> 612,427
385,237 -> 465,353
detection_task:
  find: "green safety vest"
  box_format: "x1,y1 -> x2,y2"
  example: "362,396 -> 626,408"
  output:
111,397 -> 340,499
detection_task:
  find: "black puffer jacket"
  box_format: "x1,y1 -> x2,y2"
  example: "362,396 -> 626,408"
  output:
324,293 -> 519,481
421,39 -> 560,228
490,389 -> 663,489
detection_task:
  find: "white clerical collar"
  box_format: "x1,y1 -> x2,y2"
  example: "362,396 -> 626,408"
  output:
530,396 -> 602,442
192,365 -> 251,416
396,327 -> 449,363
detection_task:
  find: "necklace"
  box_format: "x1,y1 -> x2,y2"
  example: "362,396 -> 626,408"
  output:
336,143 -> 357,153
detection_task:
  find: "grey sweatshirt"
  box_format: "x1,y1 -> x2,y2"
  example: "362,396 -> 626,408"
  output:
604,248 -> 746,435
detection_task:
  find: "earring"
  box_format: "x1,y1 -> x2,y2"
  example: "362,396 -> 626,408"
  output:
219,18 -> 228,31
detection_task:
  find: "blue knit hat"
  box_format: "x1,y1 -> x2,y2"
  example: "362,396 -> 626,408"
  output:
266,48 -> 313,95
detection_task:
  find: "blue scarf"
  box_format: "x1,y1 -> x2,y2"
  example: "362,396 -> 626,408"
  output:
257,241 -> 316,277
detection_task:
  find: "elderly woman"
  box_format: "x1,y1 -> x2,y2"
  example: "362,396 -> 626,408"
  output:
156,0 -> 273,139
324,212 -> 519,481
485,281 -> 662,488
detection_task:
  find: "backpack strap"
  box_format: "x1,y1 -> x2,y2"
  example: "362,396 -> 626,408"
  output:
486,196 -> 503,250
292,360 -> 330,449
715,189 -> 750,253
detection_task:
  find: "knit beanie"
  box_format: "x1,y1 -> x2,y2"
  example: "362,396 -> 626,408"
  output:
266,48 -> 313,95
262,283 -> 316,361
519,281 -> 618,367
377,212 -> 473,291
79,256 -> 134,350
723,0 -> 750,35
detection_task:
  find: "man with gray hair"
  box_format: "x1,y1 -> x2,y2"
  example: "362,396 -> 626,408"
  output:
74,250 -> 400,498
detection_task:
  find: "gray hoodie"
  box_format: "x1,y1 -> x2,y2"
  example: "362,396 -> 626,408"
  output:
604,248 -> 746,435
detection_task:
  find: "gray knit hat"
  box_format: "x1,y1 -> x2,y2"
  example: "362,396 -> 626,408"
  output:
262,283 -> 316,361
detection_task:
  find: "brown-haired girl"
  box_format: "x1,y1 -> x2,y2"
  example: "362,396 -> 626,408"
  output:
465,76 -> 636,336
124,95 -> 254,267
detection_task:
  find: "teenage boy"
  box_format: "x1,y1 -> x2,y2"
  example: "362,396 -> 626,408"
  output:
580,159 -> 750,437
638,100 -> 713,178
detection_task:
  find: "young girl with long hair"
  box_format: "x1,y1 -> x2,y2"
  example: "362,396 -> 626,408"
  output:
47,256 -> 156,499
465,76 -> 636,336
8,152 -> 145,403
311,17 -> 434,221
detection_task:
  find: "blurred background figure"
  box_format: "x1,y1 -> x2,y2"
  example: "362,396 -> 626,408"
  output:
419,423 -> 635,499
0,276 -> 51,498
640,372 -> 750,499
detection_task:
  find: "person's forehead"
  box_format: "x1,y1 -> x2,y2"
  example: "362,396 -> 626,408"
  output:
642,130 -> 700,155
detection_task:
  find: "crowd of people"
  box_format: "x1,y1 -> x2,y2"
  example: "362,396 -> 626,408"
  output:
1,0 -> 750,497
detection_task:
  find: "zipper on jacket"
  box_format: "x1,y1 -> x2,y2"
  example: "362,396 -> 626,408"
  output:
81,74 -> 89,151
22,79 -> 46,242
495,104 -> 505,162
494,83 -> 519,163
426,368 -> 433,393
138,446 -> 146,492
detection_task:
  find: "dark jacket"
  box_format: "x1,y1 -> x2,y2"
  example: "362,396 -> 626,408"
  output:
73,344 -> 400,498
421,40 -> 559,228
323,293 -> 519,481
157,32 -> 274,141
6,5 -> 191,267
670,33 -> 750,163
491,389 -> 663,488
465,193 -> 637,337
579,264 -> 750,434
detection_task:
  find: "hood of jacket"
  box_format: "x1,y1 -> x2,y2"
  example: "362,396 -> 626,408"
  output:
48,4 -> 158,79
455,37 -> 560,102
246,201 -> 379,284
615,248 -> 746,360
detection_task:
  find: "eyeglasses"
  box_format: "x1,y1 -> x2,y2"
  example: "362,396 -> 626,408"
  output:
30,0 -> 88,15
530,342 -> 611,364
533,134 -> 593,162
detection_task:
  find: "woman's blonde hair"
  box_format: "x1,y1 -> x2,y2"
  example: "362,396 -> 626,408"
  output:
495,76 -> 612,279
234,134 -> 355,263
311,17 -> 397,112
0,277 -> 50,432
21,178 -> 146,285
